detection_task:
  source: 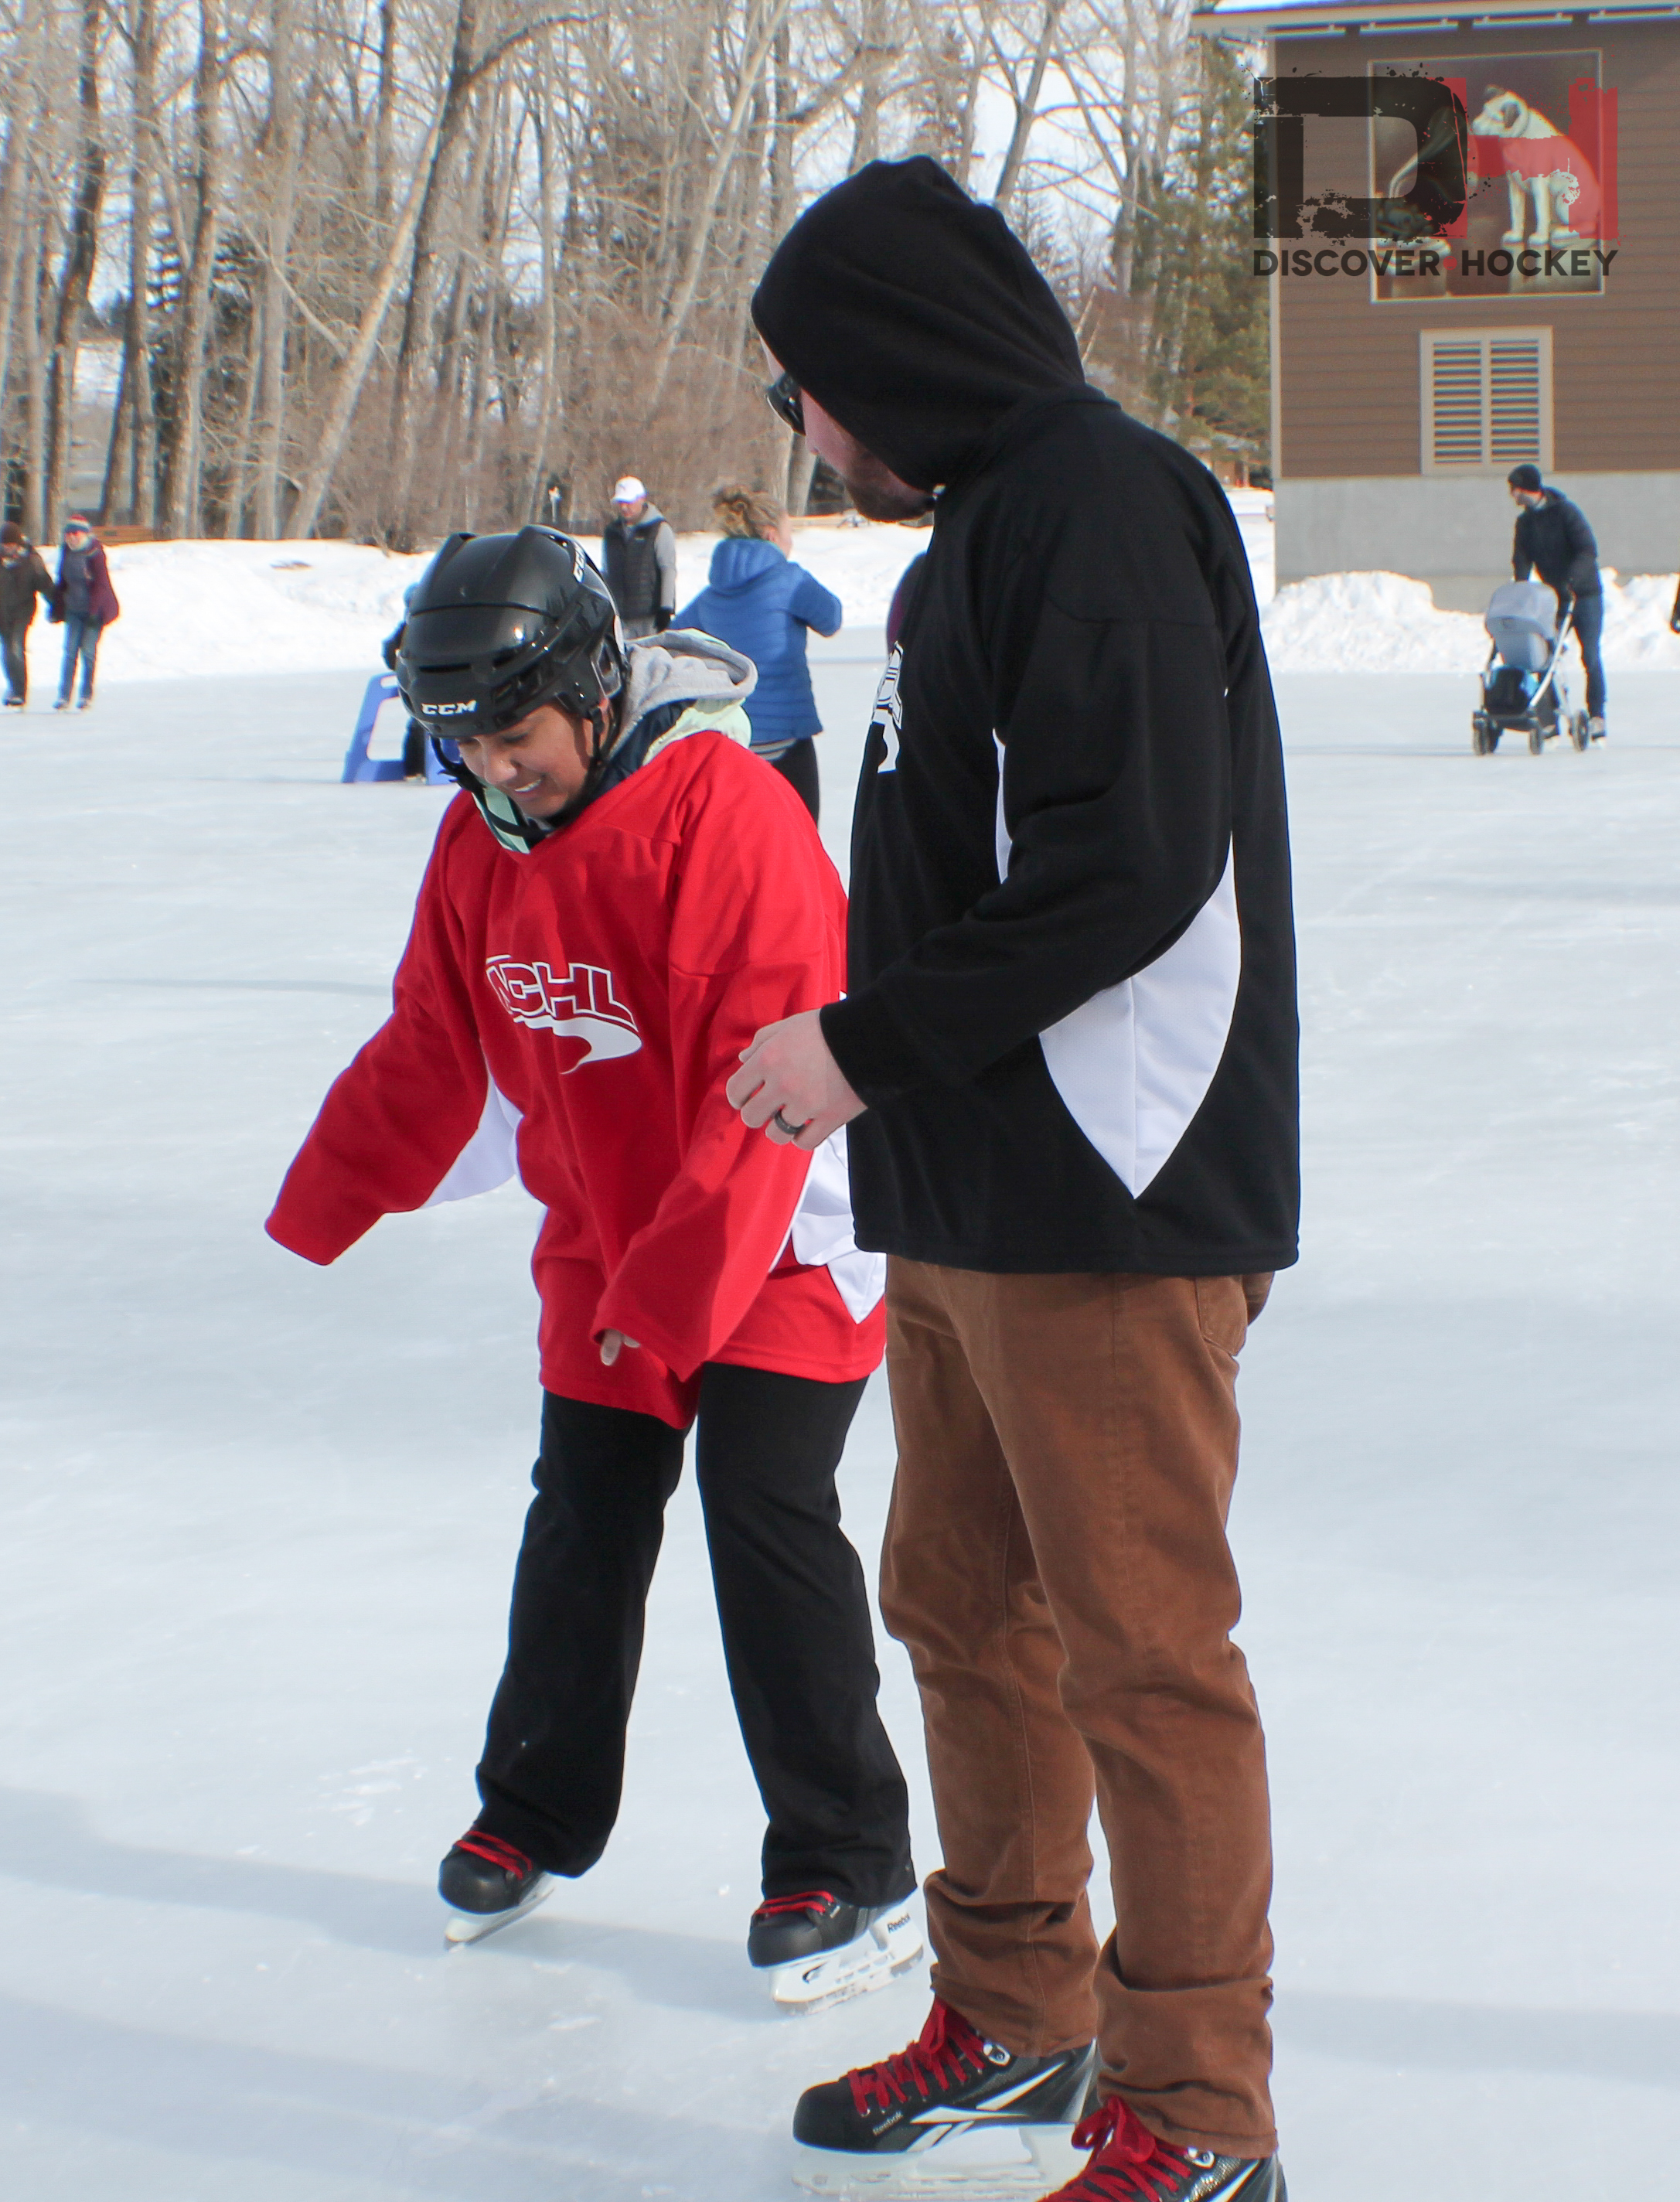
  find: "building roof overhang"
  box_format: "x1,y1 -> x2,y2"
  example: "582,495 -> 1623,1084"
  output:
1196,0 -> 1680,37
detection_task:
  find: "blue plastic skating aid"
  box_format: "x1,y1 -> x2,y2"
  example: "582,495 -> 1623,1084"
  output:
341,670 -> 454,785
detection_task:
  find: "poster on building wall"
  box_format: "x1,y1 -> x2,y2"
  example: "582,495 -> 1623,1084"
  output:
1369,53 -> 1617,302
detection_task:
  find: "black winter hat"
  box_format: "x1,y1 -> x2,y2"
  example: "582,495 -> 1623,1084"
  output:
1507,464 -> 1544,492
751,157 -> 1084,493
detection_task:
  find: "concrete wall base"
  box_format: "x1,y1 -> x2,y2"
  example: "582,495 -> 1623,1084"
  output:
1277,474 -> 1680,614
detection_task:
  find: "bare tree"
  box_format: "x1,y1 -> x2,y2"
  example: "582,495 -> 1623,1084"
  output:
0,0 -> 1222,543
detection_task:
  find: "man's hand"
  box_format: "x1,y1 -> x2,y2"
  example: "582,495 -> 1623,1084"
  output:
599,1329 -> 641,1367
725,1009 -> 864,1151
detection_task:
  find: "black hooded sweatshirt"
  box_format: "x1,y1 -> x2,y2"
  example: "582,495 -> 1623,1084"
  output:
753,159 -> 1298,1276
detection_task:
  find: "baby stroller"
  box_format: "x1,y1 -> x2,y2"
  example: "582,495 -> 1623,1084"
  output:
1471,582 -> 1591,756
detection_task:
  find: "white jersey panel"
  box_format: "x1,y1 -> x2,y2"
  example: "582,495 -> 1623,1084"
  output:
993,741 -> 1241,1197
781,1128 -> 886,1322
424,1079 -> 524,1205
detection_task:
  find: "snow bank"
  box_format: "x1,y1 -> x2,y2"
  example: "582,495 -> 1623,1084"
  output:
49,521 -> 1674,687
1261,568 -> 1680,674
1262,572 -> 1487,674
75,527 -> 925,685
94,539 -> 432,682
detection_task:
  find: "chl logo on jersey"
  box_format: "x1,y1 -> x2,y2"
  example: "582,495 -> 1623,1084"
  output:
869,646 -> 904,774
486,956 -> 641,1067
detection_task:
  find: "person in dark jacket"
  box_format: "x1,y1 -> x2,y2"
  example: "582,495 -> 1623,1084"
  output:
51,514 -> 120,711
1508,464 -> 1606,736
0,520 -> 56,707
675,482 -> 842,823
727,159 -> 1296,2202
600,476 -> 676,640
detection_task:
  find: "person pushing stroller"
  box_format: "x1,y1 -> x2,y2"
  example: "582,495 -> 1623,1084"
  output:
1508,465 -> 1606,741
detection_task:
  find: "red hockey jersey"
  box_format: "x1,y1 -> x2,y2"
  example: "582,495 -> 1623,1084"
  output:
267,728 -> 884,1427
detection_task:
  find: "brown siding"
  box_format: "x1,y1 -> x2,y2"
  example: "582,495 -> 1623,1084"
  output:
1273,22 -> 1680,478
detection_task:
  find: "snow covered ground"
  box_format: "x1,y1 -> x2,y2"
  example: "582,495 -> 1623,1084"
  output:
3,658 -> 1680,2202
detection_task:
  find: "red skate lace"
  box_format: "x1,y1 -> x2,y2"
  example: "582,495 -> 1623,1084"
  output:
848,2000 -> 989,2116
752,1890 -> 837,1921
1065,2096 -> 1194,2200
454,1830 -> 533,1878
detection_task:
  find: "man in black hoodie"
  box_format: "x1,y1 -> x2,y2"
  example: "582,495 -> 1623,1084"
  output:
728,161 -> 1295,2202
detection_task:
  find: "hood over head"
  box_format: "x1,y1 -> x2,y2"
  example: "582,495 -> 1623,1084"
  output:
751,158 -> 1084,493
706,535 -> 785,593
611,629 -> 756,749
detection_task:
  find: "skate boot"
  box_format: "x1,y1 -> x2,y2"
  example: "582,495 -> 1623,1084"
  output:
792,1997 -> 1096,2195
1588,716 -> 1607,741
438,1825 -> 554,1944
748,1889 -> 924,2014
1036,2093 -> 1286,2202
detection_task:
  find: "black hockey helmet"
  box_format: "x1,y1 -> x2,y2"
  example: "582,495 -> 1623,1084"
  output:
394,526 -> 623,740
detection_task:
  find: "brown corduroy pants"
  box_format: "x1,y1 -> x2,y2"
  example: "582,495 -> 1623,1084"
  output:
878,1259 -> 1277,2160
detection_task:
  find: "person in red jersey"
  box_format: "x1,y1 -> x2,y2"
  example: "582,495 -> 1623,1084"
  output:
267,527 -> 916,2006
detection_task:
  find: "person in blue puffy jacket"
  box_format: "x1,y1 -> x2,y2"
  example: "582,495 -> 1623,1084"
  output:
675,483 -> 841,821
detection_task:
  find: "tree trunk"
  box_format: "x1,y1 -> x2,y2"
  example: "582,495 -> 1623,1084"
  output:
125,0 -> 159,530
282,99 -> 450,539
387,0 -> 481,520
252,0 -> 301,539
98,345 -> 131,520
43,0 -> 107,530
849,0 -> 890,172
21,219 -> 48,537
161,0 -> 220,538
524,56 -> 561,522
373,0 -> 397,221
993,1 -> 1064,211
646,0 -> 796,417
0,117 -> 29,493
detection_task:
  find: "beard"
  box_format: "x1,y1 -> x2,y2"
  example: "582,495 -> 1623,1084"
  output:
839,451 -> 935,523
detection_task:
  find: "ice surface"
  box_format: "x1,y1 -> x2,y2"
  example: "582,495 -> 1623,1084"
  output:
2,658 -> 1679,2200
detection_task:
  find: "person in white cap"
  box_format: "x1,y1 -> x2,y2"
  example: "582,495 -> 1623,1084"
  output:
601,476 -> 677,640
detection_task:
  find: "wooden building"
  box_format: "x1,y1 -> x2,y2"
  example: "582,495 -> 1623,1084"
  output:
1198,0 -> 1678,608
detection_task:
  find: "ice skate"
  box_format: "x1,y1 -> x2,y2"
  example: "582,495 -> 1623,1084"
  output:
438,1826 -> 554,1944
1031,2093 -> 1286,2202
791,1998 -> 1096,2196
749,1890 -> 923,2015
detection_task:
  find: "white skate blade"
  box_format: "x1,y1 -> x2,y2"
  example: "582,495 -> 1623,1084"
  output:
442,1874 -> 554,1944
765,1902 -> 925,2015
792,2123 -> 1085,2198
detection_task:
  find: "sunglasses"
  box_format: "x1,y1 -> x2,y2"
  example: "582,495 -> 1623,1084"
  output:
763,371 -> 805,438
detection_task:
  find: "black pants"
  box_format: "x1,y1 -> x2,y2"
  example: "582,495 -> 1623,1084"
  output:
769,737 -> 820,823
1569,591 -> 1606,719
475,1365 -> 914,1904
2,623 -> 27,703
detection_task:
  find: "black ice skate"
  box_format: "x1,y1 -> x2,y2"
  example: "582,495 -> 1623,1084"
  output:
1034,2094 -> 1286,2202
792,1998 -> 1096,2196
438,1826 -> 554,1945
748,1889 -> 924,2015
